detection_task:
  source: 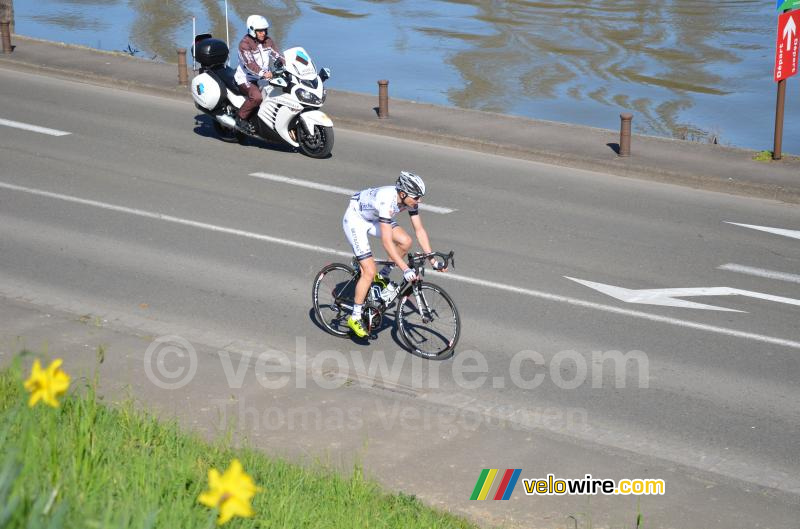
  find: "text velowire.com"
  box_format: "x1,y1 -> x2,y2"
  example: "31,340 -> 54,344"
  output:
471,470 -> 665,500
523,474 -> 665,496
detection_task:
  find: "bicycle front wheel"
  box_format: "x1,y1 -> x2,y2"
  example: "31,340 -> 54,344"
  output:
396,283 -> 460,359
312,263 -> 357,337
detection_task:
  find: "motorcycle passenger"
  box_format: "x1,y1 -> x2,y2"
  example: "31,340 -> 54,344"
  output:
342,171 -> 447,338
234,15 -> 281,134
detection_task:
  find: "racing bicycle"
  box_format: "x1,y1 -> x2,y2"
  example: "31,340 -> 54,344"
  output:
312,251 -> 460,359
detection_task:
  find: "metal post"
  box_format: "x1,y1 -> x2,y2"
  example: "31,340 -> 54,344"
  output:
619,113 -> 633,157
0,21 -> 11,54
0,0 -> 12,33
377,80 -> 389,119
773,79 -> 786,161
177,48 -> 188,86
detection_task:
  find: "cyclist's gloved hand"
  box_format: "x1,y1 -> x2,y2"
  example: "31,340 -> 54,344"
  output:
431,259 -> 444,271
403,268 -> 418,283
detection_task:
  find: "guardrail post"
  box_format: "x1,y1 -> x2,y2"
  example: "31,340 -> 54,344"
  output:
377,79 -> 389,119
0,0 -> 12,33
619,113 -> 633,157
0,21 -> 12,54
177,48 -> 188,86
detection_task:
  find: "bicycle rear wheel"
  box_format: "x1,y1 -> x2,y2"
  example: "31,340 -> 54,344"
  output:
395,282 -> 460,359
312,263 -> 357,337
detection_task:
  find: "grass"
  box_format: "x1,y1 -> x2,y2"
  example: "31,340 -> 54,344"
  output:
0,355 -> 478,529
752,150 -> 774,162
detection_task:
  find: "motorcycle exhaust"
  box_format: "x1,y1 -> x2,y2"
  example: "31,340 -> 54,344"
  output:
215,114 -> 236,129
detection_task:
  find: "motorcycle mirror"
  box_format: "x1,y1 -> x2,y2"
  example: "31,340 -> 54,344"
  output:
319,67 -> 331,82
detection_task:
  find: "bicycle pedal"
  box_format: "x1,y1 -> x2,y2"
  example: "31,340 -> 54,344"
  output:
369,333 -> 378,340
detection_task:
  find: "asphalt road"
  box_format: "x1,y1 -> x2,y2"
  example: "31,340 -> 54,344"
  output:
1,68 -> 799,526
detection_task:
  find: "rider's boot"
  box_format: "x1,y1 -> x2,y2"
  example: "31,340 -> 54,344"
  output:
347,316 -> 368,338
236,115 -> 256,135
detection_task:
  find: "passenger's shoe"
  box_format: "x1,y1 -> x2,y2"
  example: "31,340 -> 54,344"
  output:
235,115 -> 255,135
347,316 -> 368,338
373,274 -> 389,289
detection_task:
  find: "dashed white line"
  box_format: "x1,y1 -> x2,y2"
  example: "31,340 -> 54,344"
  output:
250,172 -> 456,214
718,263 -> 800,285
0,181 -> 350,258
3,179 -> 800,350
0,118 -> 71,136
725,222 -> 800,240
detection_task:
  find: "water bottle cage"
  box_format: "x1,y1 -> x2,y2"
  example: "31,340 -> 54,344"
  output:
368,284 -> 383,303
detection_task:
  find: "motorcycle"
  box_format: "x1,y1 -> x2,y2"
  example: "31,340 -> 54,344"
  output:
190,35 -> 334,158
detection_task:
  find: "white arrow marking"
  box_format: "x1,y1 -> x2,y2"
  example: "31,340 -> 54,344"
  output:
784,15 -> 797,52
0,118 -> 71,136
565,277 -> 800,312
725,222 -> 800,240
250,172 -> 456,214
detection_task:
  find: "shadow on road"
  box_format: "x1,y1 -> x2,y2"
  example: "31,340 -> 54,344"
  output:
192,113 -> 296,154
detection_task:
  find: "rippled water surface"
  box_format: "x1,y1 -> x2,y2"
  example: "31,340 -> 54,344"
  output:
14,0 -> 800,152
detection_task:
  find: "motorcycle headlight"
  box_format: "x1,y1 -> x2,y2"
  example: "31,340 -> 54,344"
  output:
296,88 -> 321,105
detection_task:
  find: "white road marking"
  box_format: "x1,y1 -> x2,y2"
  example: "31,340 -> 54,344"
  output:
0,118 -> 71,137
3,179 -> 800,350
718,263 -> 800,285
566,277 -> 743,312
0,181 -> 351,258
566,276 -> 800,311
250,172 -> 456,214
725,222 -> 800,240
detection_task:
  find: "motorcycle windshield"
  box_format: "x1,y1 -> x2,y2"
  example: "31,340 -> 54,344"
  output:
285,46 -> 317,80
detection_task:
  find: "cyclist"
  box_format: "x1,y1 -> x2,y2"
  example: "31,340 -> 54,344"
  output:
342,171 -> 446,338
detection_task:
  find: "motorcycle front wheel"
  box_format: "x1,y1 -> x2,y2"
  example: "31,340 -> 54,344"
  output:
296,123 -> 334,158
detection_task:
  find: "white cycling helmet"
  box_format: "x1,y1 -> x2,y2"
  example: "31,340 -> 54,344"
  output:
247,15 -> 270,38
396,171 -> 426,198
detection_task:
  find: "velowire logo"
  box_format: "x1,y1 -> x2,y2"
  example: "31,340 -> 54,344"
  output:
470,469 -> 522,501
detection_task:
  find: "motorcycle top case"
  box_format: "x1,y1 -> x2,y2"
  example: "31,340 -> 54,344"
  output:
191,72 -> 226,111
194,38 -> 229,68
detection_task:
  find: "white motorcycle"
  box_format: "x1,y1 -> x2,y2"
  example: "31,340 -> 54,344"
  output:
191,35 -> 334,158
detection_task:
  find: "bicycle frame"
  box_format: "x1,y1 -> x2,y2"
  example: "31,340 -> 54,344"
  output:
347,251 -> 454,322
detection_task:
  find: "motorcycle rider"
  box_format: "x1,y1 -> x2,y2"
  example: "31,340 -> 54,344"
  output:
342,171 -> 447,338
234,15 -> 281,134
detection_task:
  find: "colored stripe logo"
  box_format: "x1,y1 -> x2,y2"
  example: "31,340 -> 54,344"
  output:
470,469 -> 522,500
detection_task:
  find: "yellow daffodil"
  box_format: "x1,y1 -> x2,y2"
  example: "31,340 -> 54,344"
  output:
198,459 -> 261,525
23,358 -> 70,408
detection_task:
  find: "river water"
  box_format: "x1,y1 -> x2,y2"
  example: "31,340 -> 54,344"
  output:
13,0 -> 800,153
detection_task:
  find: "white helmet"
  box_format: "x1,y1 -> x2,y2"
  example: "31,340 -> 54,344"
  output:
246,15 -> 269,38
396,171 -> 426,198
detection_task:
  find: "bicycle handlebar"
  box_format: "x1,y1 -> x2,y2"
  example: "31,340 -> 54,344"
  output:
407,251 -> 454,272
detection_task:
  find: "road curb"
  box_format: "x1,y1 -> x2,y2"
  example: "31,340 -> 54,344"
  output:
2,35 -> 800,204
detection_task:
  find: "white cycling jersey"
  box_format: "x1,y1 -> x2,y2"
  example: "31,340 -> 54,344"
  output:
350,186 -> 419,224
343,186 -> 419,260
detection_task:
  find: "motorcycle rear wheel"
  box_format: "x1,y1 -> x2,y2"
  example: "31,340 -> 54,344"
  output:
297,123 -> 334,158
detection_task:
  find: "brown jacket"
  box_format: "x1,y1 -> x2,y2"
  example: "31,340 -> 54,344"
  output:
234,34 -> 280,85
